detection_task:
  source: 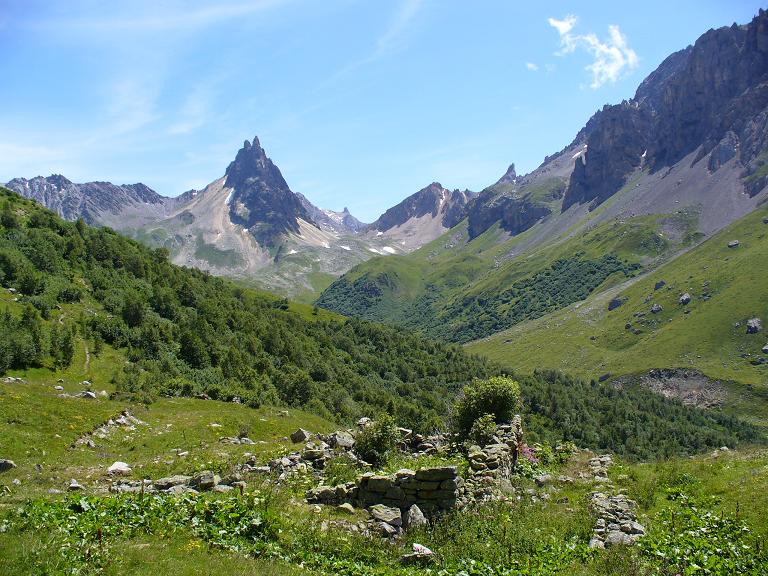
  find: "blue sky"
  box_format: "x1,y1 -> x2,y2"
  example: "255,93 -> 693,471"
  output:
1,1 -> 763,221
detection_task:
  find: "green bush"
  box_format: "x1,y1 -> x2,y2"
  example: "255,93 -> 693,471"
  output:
354,413 -> 399,466
454,376 -> 521,439
468,413 -> 497,446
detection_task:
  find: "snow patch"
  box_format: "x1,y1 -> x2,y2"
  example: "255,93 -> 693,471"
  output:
287,249 -> 298,255
382,246 -> 396,254
368,248 -> 382,254
376,231 -> 383,236
641,149 -> 647,159
340,245 -> 351,251
225,190 -> 233,204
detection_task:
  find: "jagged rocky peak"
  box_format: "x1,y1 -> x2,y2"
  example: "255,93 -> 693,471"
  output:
370,182 -> 471,232
562,9 -> 768,212
496,163 -> 517,185
224,135 -> 316,246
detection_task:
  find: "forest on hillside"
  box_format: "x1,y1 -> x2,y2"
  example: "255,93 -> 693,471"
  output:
0,188 -> 762,457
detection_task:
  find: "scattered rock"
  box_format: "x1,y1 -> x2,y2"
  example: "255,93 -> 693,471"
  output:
679,293 -> 691,305
534,474 -> 552,487
107,461 -> 131,475
79,391 -> 97,399
607,297 -> 626,311
191,471 -> 220,490
747,318 -> 762,334
762,343 -> 768,354
401,543 -> 435,565
290,428 -> 312,443
68,479 -> 84,491
727,240 -> 740,248
337,502 -> 356,514
654,280 -> 666,290
0,459 -> 17,473
651,304 -> 663,314
153,475 -> 192,490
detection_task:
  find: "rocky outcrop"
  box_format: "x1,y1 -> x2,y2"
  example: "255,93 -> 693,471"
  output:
225,137 -> 317,246
563,10 -> 768,211
467,190 -> 551,239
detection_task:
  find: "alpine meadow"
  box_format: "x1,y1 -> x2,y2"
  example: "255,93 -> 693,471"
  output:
2,3 -> 768,575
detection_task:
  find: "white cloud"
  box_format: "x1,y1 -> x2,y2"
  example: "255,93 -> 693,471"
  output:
525,62 -> 539,71
548,15 -> 638,88
548,15 -> 576,37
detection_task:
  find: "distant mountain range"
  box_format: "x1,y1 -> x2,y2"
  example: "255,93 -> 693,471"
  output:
6,10 -> 768,309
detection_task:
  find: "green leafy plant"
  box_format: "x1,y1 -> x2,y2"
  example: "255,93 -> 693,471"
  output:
454,376 -> 521,439
354,413 -> 399,466
468,413 -> 497,446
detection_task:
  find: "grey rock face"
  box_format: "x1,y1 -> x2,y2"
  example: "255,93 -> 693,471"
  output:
747,318 -> 763,334
563,10 -> 768,210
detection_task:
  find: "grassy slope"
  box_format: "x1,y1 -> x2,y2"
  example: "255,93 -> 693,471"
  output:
468,206 -> 768,412
317,210 -> 692,343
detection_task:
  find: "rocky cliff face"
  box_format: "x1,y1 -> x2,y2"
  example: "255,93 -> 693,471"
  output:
4,174 -> 172,225
563,9 -> 768,211
368,182 -> 472,232
225,137 -> 316,246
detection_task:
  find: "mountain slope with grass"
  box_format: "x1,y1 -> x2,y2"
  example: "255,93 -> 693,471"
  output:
468,206 -> 768,423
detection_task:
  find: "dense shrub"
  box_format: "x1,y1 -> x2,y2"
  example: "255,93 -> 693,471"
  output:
454,376 -> 521,439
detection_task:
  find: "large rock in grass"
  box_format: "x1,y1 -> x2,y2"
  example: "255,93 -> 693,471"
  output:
329,430 -> 355,449
747,318 -> 762,334
107,461 -> 131,475
404,504 -> 427,529
290,428 -> 312,443
191,470 -> 220,490
0,459 -> 16,473
154,475 -> 192,490
679,293 -> 691,305
369,504 -> 402,527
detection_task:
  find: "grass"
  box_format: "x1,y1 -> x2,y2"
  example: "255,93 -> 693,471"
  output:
467,206 -> 768,419
0,375 -> 335,502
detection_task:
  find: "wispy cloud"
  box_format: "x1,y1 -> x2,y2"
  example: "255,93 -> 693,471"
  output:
169,85 -> 214,135
376,0 -> 424,55
106,78 -> 161,135
525,62 -> 539,71
30,0 -> 294,34
321,0 -> 426,86
548,15 -> 638,88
